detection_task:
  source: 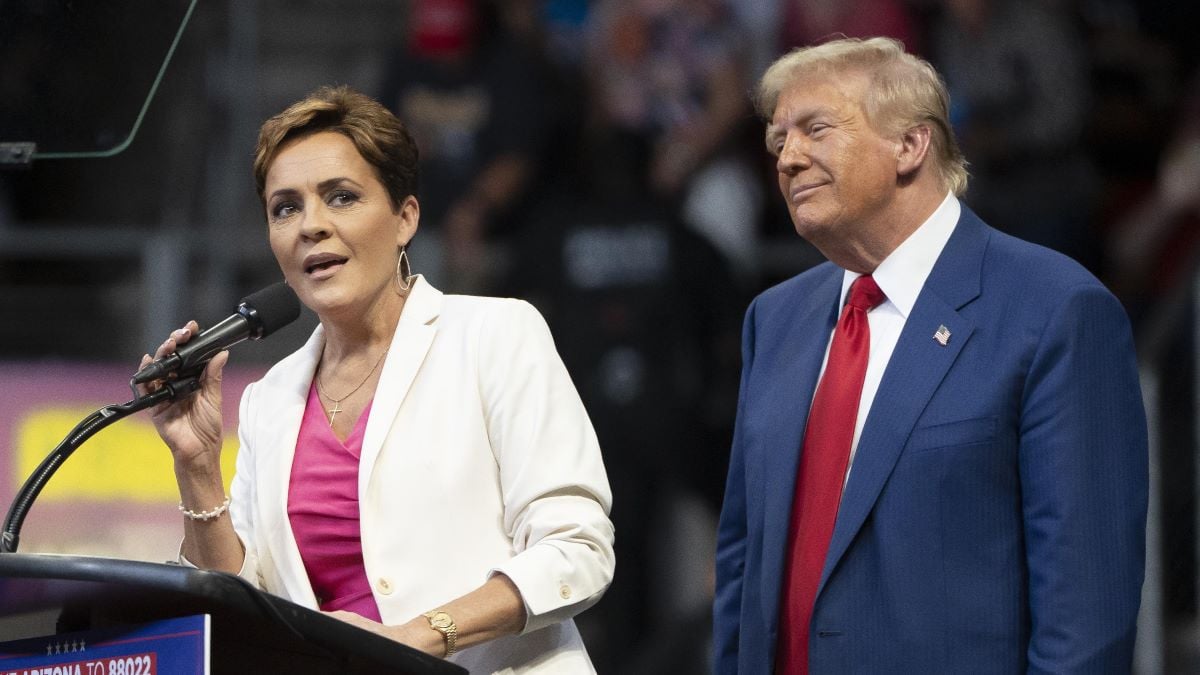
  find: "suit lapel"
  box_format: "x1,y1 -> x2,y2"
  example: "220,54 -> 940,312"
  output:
819,209 -> 988,591
258,324 -> 323,605
358,276 -> 441,501
255,276 -> 442,603
759,268 -> 842,620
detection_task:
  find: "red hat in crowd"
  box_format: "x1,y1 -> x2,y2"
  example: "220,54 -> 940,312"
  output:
411,0 -> 479,57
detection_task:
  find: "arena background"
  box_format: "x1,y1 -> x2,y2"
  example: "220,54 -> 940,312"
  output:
1,1 -> 1197,672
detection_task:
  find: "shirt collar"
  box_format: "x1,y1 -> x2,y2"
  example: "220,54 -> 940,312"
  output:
839,191 -> 960,318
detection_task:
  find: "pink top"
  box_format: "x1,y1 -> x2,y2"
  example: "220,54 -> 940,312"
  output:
287,381 -> 382,621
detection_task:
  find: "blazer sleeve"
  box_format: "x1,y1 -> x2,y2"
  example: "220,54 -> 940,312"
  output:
227,380 -> 266,587
713,297 -> 758,674
176,380 -> 263,588
480,299 -> 616,635
1019,282 -> 1148,674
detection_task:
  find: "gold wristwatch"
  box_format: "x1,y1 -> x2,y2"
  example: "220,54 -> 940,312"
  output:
423,610 -> 458,657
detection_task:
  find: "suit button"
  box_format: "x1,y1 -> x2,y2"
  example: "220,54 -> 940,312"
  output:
377,577 -> 393,595
559,584 -> 572,599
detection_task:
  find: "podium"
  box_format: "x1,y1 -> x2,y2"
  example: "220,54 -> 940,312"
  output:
0,553 -> 465,674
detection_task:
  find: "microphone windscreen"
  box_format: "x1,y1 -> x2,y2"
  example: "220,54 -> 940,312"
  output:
240,282 -> 301,337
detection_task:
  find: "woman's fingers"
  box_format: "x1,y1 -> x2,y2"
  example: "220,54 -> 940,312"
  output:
154,322 -> 200,358
176,321 -> 200,346
138,321 -> 202,398
135,354 -> 155,397
153,336 -> 175,360
146,322 -> 202,370
201,351 -> 229,391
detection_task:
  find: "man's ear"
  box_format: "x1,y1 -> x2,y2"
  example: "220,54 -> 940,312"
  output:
896,124 -> 932,178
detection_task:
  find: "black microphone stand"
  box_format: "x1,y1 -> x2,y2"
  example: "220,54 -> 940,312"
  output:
0,375 -> 202,553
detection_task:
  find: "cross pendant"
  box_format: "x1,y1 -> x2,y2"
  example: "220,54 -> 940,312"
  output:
327,401 -> 342,426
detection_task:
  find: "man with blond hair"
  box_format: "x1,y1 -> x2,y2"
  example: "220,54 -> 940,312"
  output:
713,37 -> 1146,673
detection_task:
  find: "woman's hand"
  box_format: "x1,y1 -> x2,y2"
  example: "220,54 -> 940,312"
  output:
324,611 -> 446,657
325,575 -> 526,657
141,322 -> 244,575
137,321 -> 228,468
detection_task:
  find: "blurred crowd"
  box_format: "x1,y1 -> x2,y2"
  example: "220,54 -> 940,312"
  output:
375,0 -> 1200,312
366,2 -> 1200,667
3,0 -> 1200,671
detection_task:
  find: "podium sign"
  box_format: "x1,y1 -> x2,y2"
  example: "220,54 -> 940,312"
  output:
0,555 -> 463,675
0,614 -> 209,675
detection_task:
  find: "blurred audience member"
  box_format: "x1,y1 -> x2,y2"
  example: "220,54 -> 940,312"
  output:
732,0 -> 921,81
378,0 -> 551,292
1107,69 -> 1200,322
585,0 -> 763,284
489,0 -> 593,211
1079,0 -> 1179,191
536,0 -> 593,69
509,126 -> 743,674
1106,67 -> 1200,660
931,0 -> 1100,271
781,0 -> 921,53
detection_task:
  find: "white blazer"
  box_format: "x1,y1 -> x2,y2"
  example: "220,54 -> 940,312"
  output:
228,277 -> 615,674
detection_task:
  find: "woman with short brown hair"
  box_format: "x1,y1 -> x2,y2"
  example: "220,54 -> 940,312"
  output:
142,85 -> 614,673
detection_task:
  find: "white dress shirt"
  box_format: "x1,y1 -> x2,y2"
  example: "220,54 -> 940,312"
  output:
816,192 -> 961,480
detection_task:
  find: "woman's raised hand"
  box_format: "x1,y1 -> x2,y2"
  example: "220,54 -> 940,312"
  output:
137,320 -> 229,468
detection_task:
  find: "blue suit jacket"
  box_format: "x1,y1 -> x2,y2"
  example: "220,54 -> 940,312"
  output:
713,207 -> 1147,674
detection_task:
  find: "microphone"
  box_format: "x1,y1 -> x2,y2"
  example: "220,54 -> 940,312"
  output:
132,282 -> 301,385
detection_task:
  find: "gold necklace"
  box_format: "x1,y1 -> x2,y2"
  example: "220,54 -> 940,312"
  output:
315,348 -> 388,426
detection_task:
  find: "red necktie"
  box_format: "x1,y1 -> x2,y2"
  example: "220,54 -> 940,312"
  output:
776,275 -> 886,674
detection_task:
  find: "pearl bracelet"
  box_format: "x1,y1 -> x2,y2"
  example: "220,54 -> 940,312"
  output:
179,496 -> 231,522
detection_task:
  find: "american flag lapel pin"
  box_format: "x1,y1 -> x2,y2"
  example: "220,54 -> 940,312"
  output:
933,324 -> 951,346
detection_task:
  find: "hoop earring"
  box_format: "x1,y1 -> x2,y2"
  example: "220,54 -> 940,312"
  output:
395,246 -> 414,294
